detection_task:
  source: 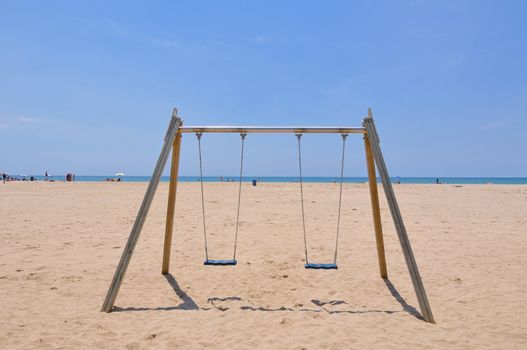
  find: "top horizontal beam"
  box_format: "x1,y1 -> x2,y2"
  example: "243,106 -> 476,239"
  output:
179,126 -> 366,134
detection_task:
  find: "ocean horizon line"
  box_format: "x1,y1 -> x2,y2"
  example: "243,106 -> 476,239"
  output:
7,175 -> 527,185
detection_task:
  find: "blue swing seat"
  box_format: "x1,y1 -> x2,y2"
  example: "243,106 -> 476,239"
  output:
204,259 -> 237,266
305,263 -> 338,270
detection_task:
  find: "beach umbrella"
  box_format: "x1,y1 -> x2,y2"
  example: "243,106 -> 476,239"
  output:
115,172 -> 125,177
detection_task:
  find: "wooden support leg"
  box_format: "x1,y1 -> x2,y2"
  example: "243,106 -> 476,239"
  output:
162,130 -> 183,274
101,108 -> 182,313
364,134 -> 388,278
363,109 -> 435,323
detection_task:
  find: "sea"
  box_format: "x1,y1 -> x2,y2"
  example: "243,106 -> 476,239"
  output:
18,175 -> 527,185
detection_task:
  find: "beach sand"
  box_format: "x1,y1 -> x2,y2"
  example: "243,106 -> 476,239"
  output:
1,182 -> 526,349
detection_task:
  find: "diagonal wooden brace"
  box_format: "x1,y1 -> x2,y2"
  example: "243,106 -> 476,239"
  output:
101,108 -> 182,312
363,109 -> 435,323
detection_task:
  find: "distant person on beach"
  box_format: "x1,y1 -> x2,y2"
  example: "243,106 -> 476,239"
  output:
2,173 -> 6,183
436,178 -> 439,184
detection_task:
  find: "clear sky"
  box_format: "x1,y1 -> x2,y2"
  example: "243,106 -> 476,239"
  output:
1,1 -> 526,177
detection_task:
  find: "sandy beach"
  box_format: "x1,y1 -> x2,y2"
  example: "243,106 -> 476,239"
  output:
1,181 -> 526,349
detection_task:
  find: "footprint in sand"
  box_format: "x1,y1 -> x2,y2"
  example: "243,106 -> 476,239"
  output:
24,272 -> 40,281
280,317 -> 293,326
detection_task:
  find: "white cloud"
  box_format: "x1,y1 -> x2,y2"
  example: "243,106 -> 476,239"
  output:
103,18 -> 207,54
252,35 -> 270,43
0,115 -> 40,128
18,117 -> 38,123
146,37 -> 183,49
479,119 -> 512,131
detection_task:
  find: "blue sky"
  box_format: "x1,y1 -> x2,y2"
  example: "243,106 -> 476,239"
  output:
1,1 -> 526,177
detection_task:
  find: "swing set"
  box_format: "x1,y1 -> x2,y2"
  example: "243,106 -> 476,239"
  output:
101,108 -> 435,323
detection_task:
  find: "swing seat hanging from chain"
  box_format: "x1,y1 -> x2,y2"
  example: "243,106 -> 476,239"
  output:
196,131 -> 247,266
296,133 -> 348,270
204,259 -> 237,266
305,262 -> 338,269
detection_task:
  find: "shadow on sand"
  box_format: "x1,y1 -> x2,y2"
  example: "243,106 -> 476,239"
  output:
383,278 -> 423,320
112,273 -> 199,312
112,275 -> 422,320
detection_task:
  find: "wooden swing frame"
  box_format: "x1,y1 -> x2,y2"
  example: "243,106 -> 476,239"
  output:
100,108 -> 435,323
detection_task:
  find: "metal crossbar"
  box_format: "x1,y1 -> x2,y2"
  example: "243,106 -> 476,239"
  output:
179,126 -> 365,134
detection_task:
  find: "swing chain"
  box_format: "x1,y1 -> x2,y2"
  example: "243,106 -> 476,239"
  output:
197,131 -> 247,263
295,133 -> 309,264
333,133 -> 348,264
233,132 -> 247,260
297,132 -> 348,266
196,131 -> 209,260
